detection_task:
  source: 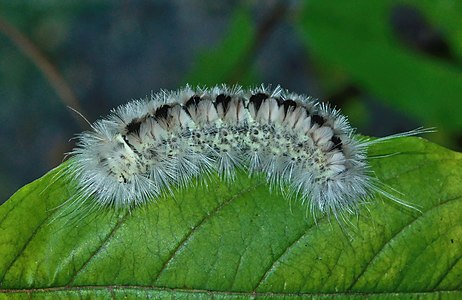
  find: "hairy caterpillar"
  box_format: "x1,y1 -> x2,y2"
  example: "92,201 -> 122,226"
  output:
64,85 -> 425,220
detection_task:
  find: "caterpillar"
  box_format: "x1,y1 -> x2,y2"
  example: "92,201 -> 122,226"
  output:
64,85 -> 424,220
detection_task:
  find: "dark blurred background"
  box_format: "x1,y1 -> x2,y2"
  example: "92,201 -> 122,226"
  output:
1,0 -> 461,204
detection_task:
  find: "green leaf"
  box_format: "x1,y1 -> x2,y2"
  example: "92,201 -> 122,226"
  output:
185,7 -> 257,86
296,0 -> 462,130
0,137 -> 461,299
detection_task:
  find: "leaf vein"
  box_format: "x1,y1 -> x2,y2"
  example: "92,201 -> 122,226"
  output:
0,185 -> 61,286
153,183 -> 261,282
347,195 -> 461,291
252,218 -> 323,292
66,212 -> 129,286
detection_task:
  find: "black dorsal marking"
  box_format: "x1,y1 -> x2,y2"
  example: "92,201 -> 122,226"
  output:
126,119 -> 142,135
249,93 -> 269,112
282,99 -> 297,113
274,97 -> 284,106
331,136 -> 343,150
311,114 -> 325,126
155,105 -> 171,120
182,106 -> 192,118
215,94 -> 232,113
185,95 -> 201,108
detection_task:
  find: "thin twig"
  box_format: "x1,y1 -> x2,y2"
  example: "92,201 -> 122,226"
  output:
0,17 -> 89,129
227,2 -> 291,83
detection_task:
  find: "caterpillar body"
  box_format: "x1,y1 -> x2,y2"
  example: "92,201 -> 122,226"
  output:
66,85 -> 420,219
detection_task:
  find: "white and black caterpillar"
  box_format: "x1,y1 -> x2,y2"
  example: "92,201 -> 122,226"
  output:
65,85 -> 422,219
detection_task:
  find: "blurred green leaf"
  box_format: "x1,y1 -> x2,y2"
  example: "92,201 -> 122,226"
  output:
297,0 -> 462,130
0,137 -> 461,298
413,0 -> 462,61
186,8 -> 257,86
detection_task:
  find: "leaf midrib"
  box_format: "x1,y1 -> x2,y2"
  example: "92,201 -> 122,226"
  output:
1,285 -> 460,297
